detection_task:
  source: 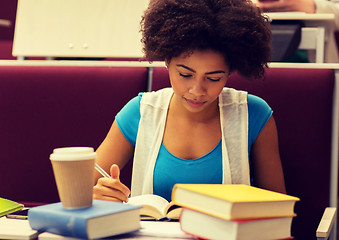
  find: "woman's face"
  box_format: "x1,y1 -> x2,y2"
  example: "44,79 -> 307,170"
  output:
167,49 -> 230,114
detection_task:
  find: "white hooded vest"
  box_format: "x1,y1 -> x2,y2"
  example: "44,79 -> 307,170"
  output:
131,87 -> 250,197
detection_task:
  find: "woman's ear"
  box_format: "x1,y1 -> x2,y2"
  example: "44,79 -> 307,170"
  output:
164,59 -> 169,69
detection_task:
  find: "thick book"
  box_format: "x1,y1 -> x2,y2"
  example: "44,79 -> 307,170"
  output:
172,184 -> 299,220
127,194 -> 182,220
0,197 -> 24,217
180,208 -> 294,240
28,200 -> 141,239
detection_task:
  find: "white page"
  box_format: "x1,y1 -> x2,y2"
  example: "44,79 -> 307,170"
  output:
0,217 -> 38,240
137,221 -> 197,239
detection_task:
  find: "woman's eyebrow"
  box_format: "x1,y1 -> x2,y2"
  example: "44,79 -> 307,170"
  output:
177,64 -> 225,75
177,64 -> 195,73
205,70 -> 226,75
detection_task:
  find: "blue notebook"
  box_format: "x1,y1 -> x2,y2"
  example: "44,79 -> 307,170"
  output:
28,200 -> 141,239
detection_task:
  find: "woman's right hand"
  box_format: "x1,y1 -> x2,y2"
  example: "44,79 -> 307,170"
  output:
93,164 -> 131,203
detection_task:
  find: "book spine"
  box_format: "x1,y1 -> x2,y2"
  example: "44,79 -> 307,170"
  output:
28,209 -> 88,239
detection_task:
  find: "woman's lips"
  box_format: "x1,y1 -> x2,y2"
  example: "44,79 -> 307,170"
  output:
185,98 -> 206,108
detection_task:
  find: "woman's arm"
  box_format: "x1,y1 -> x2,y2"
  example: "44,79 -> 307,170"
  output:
253,0 -> 316,13
93,120 -> 134,202
250,116 -> 286,194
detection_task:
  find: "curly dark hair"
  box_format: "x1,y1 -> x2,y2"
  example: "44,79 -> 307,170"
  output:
141,0 -> 271,79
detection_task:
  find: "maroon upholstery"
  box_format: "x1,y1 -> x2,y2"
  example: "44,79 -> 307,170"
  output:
0,66 -> 148,205
151,67 -> 335,240
152,67 -> 171,91
0,0 -> 17,60
0,41 -> 15,60
0,0 -> 17,41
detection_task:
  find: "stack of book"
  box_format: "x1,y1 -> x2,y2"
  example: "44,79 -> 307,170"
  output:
172,184 -> 300,240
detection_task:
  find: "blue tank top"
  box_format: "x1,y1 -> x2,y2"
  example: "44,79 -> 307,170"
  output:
116,92 -> 272,201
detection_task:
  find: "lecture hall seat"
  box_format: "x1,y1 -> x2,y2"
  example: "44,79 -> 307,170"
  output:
0,65 -> 148,205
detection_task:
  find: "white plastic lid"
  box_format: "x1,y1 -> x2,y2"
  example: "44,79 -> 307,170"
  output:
50,147 -> 97,161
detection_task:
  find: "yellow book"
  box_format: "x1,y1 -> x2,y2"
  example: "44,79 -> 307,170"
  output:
0,197 -> 24,218
172,184 -> 299,220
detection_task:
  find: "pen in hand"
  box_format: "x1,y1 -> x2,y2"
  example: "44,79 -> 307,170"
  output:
95,163 -> 111,178
95,163 -> 130,201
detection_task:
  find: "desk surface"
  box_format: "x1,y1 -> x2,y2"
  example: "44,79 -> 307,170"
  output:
39,221 -> 197,239
0,217 -> 198,239
265,12 -> 335,21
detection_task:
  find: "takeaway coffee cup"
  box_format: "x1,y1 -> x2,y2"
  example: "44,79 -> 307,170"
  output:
50,147 -> 97,209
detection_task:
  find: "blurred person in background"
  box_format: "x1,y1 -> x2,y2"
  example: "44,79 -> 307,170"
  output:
253,0 -> 339,62
253,0 -> 339,28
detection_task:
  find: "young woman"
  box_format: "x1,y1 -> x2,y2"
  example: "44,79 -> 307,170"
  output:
93,0 -> 286,203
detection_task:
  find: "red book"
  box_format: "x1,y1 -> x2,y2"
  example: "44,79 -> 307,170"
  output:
180,208 -> 294,240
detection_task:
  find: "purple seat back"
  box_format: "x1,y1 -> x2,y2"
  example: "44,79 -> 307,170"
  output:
0,65 -> 148,205
0,41 -> 15,60
0,0 -> 17,60
152,66 -> 335,240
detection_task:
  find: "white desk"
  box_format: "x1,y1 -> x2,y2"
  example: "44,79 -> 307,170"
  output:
266,12 -> 338,63
38,221 -> 197,239
0,217 -> 197,239
12,0 -> 150,59
11,1 -> 338,62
